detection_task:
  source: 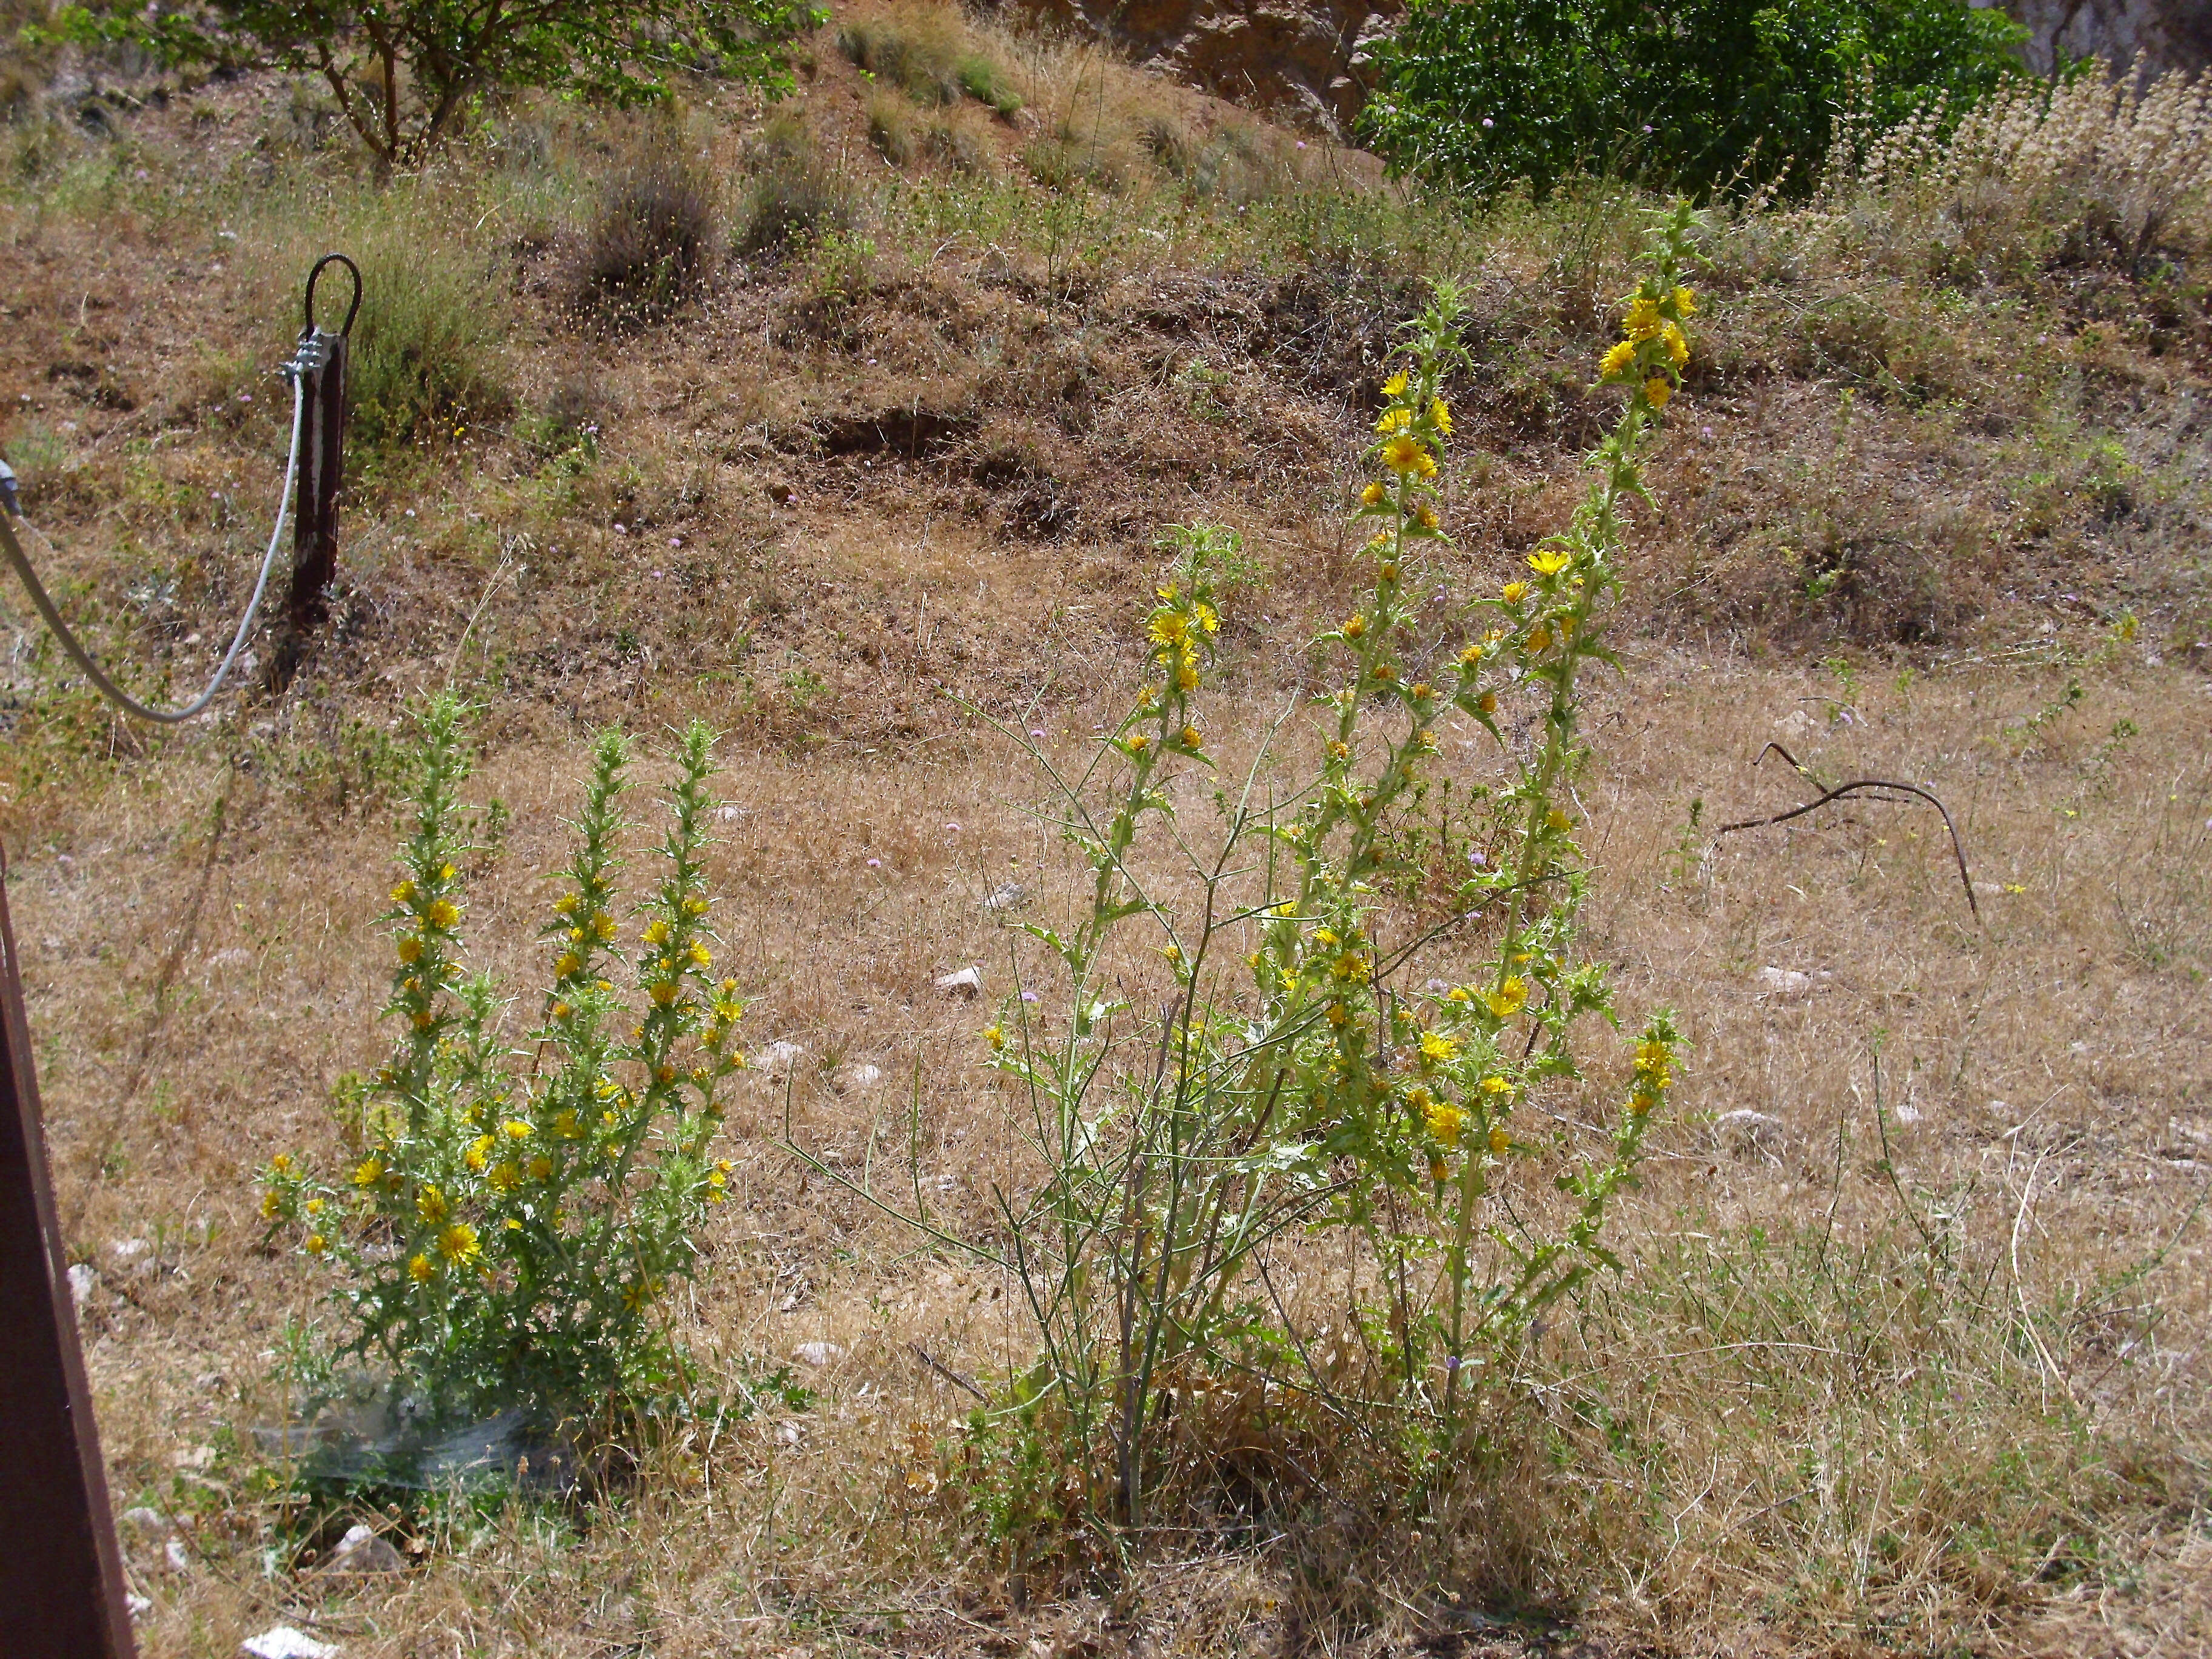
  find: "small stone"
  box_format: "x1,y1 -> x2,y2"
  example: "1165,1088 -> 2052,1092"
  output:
982,882 -> 1027,914
126,1594 -> 151,1619
1774,708 -> 1818,739
755,1039 -> 806,1078
241,1627 -> 339,1659
837,1063 -> 884,1094
1754,967 -> 1812,998
936,966 -> 984,998
166,1537 -> 190,1572
109,1237 -> 150,1262
792,1341 -> 842,1368
321,1523 -> 406,1575
67,1262 -> 97,1305
120,1506 -> 172,1538
1714,1109 -> 1787,1157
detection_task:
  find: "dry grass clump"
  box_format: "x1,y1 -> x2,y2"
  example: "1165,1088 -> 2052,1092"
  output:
732,113 -> 856,256
1832,69 -> 2212,274
838,3 -> 1021,116
568,130 -> 718,326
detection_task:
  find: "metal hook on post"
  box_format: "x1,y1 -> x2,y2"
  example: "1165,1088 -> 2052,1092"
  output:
270,252 -> 360,690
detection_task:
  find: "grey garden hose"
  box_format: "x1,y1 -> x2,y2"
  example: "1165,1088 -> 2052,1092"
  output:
0,362 -> 307,725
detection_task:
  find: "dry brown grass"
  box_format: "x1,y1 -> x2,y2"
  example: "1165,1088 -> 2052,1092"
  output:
1,16 -> 2210,1654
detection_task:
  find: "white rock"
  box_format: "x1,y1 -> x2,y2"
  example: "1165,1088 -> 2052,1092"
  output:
936,966 -> 984,998
321,1524 -> 406,1575
1714,1109 -> 1788,1156
241,1627 -> 339,1659
110,1238 -> 150,1262
791,1341 -> 842,1368
119,1506 -> 172,1538
67,1262 -> 97,1305
836,1063 -> 884,1094
1775,708 -> 1818,738
126,1594 -> 151,1619
166,1537 -> 189,1572
755,1040 -> 806,1078
1754,967 -> 1812,997
982,882 -> 1027,913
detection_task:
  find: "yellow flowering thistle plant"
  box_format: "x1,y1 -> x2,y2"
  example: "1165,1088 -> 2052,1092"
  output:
258,699 -> 746,1427
796,225 -> 1696,1523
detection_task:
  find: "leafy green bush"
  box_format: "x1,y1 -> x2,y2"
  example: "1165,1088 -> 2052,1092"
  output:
1359,0 -> 2029,197
261,700 -> 747,1429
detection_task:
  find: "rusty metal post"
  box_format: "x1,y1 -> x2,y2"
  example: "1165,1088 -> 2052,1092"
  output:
0,847 -> 138,1658
270,253 -> 359,691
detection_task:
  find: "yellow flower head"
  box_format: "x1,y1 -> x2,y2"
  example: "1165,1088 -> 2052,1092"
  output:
689,941 -> 712,968
528,1155 -> 552,1181
502,1119 -> 532,1141
554,893 -> 578,915
1477,689 -> 1498,714
1624,296 -> 1662,340
1419,1030 -> 1460,1066
1176,662 -> 1199,692
1488,1125 -> 1510,1156
1375,406 -> 1413,435
1430,397 -> 1453,437
464,1137 -> 491,1173
1528,549 -> 1571,577
1382,370 -> 1409,397
417,1185 -> 449,1224
1415,503 -> 1439,531
390,881 -> 416,905
437,1222 -> 480,1264
649,980 -> 679,1007
1644,376 -> 1672,409
1600,339 -> 1637,381
1487,977 -> 1529,1019
644,918 -> 671,947
1635,1037 -> 1672,1073
260,1188 -> 283,1219
592,914 -> 617,942
1422,1095 -> 1466,1145
354,1156 -> 384,1188
1547,807 -> 1572,832
488,1161 -> 521,1195
1480,1074 -> 1512,1096
408,1253 -> 436,1283
427,899 -> 460,931
397,934 -> 424,965
1672,286 -> 1697,316
1195,603 -> 1219,635
1661,321 -> 1689,368
1359,481 -> 1387,506
1381,433 -> 1430,475
305,1232 -> 329,1255
1342,614 -> 1367,640
1501,581 -> 1527,604
1180,724 -> 1203,751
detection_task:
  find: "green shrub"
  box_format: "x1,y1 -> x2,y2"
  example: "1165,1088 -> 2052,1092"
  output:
344,219 -> 511,453
261,701 -> 747,1430
1359,0 -> 2031,198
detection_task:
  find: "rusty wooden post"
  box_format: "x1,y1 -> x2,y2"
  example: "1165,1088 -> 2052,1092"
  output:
270,253 -> 360,691
0,846 -> 138,1658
